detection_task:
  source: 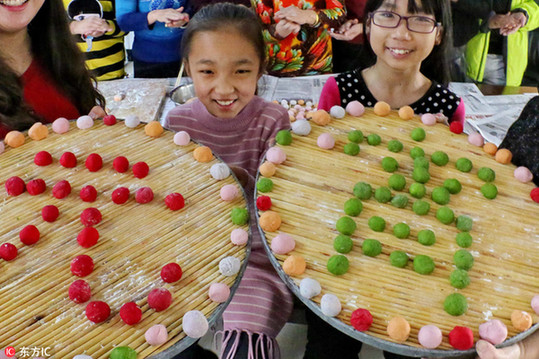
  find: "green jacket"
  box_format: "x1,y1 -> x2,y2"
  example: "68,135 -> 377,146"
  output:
465,0 -> 539,86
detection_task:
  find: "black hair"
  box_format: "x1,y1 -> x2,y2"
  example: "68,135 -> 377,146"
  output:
361,0 -> 453,84
67,0 -> 103,19
0,0 -> 105,132
180,2 -> 266,74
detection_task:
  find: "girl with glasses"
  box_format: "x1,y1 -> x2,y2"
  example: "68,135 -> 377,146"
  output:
319,0 -> 465,126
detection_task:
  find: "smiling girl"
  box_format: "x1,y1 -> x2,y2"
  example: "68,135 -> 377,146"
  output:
165,4 -> 293,358
319,0 -> 465,125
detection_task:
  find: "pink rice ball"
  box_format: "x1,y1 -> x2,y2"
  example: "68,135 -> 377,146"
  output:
220,184 -> 238,201
230,228 -> 248,245
174,131 -> 190,146
421,113 -> 437,126
52,117 -> 70,133
266,147 -> 286,164
145,324 -> 168,346
317,133 -> 335,149
531,295 -> 539,315
183,310 -> 209,338
418,325 -> 443,349
514,166 -> 533,183
468,132 -> 485,147
345,101 -> 365,117
270,233 -> 295,254
208,283 -> 230,303
479,319 -> 508,345
76,115 -> 94,129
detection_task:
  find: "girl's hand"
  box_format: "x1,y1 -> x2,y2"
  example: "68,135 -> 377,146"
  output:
475,340 -> 521,359
275,6 -> 317,26
166,13 -> 190,28
275,19 -> 301,38
88,106 -> 107,120
70,17 -> 112,37
148,7 -> 186,26
330,19 -> 362,41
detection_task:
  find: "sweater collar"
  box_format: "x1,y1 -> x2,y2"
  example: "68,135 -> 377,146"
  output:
192,96 -> 264,132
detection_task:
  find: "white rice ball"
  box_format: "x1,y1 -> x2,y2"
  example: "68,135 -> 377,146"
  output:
291,119 -> 311,136
210,163 -> 230,180
299,277 -> 321,299
219,256 -> 241,276
124,115 -> 140,128
330,105 -> 346,119
76,115 -> 94,129
183,310 -> 209,338
320,294 -> 342,317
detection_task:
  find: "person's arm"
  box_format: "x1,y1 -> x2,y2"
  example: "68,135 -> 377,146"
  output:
116,0 -> 151,32
317,77 -> 342,111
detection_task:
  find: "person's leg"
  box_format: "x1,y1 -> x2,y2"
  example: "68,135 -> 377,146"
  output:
481,54 -> 506,85
304,309 -> 363,359
171,341 -> 217,359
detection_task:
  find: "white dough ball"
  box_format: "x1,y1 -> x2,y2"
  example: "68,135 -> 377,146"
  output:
280,99 -> 288,108
210,163 -> 230,180
219,256 -> 241,276
124,115 -> 140,128
183,310 -> 209,338
76,115 -> 94,129
299,277 -> 321,299
291,119 -> 311,136
73,355 -> 93,359
330,105 -> 346,119
289,100 -> 297,106
321,294 -> 342,317
174,131 -> 190,146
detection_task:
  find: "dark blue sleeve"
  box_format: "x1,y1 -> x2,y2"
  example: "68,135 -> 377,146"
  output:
116,0 -> 152,31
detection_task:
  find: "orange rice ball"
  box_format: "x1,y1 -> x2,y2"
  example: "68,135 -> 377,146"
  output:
283,255 -> 306,276
495,148 -> 512,164
28,122 -> 49,140
310,110 -> 331,126
483,142 -> 498,155
297,99 -> 305,105
144,121 -> 164,137
398,106 -> 414,120
259,211 -> 281,232
272,100 -> 279,104
289,115 -> 296,122
374,101 -> 391,116
511,310 -> 532,332
387,316 -> 411,342
4,131 -> 25,148
259,161 -> 276,177
193,146 -> 214,162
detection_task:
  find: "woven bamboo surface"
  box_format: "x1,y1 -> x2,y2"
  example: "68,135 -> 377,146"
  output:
259,109 -> 539,353
0,122 -> 249,358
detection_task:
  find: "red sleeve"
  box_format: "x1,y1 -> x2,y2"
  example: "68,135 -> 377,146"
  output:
318,76 -> 341,111
450,98 -> 466,125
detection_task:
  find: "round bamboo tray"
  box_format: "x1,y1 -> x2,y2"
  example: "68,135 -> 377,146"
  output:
256,109 -> 539,357
0,121 -> 249,358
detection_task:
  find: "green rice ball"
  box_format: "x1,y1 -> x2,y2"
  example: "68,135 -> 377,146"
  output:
450,269 -> 471,289
336,216 -> 357,235
443,178 -> 462,194
110,347 -> 137,359
456,215 -> 473,231
353,182 -> 372,200
387,140 -> 404,152
456,232 -> 473,248
412,167 -> 430,183
455,157 -> 473,172
368,216 -> 386,232
393,223 -> 410,239
410,147 -> 425,159
348,130 -> 364,143
344,142 -> 360,156
390,251 -> 409,268
412,200 -> 430,215
454,249 -> 474,270
481,183 -> 498,199
381,156 -> 399,172
231,207 -> 249,225
431,186 -> 450,205
413,255 -> 435,274
411,127 -> 426,141
374,187 -> 392,203
333,234 -> 353,254
344,198 -> 363,217
444,293 -> 468,316
275,130 -> 292,145
362,239 -> 382,257
431,151 -> 449,166
257,178 -> 273,193
414,156 -> 430,170
388,174 -> 406,191
327,255 -> 349,275
417,229 -> 436,246
409,183 -> 426,198
367,133 -> 382,146
436,206 -> 454,224
478,167 -> 496,182
391,194 -> 409,208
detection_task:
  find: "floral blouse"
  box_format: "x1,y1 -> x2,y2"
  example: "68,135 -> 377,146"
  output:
253,0 -> 346,76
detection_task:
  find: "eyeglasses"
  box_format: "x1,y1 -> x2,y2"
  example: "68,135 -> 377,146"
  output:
369,11 -> 440,34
